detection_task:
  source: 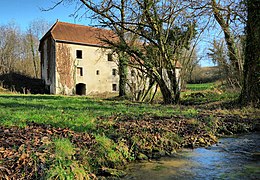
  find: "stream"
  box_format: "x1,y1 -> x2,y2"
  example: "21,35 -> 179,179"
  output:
123,133 -> 260,180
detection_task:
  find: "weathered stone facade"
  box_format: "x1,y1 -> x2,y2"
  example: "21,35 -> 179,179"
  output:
39,21 -> 119,95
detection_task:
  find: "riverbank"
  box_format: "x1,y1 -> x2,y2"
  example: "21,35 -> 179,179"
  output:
0,93 -> 259,179
124,132 -> 260,180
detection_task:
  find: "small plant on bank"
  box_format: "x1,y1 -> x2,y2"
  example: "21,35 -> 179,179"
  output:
47,138 -> 88,180
94,135 -> 125,167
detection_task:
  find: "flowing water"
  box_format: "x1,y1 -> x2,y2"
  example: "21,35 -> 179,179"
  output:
124,133 -> 260,180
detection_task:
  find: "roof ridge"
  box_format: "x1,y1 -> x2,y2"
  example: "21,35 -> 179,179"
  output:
54,21 -> 112,32
39,21 -> 118,50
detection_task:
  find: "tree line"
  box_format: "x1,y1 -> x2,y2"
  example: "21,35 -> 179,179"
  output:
0,19 -> 51,78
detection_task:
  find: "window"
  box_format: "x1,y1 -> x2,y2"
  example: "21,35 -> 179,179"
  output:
76,50 -> 82,59
96,70 -> 100,75
112,69 -> 117,76
131,70 -> 135,77
77,67 -> 83,76
112,84 -> 117,91
107,53 -> 113,61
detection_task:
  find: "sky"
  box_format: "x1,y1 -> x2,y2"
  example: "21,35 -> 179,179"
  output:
0,0 -> 215,67
0,0 -> 91,31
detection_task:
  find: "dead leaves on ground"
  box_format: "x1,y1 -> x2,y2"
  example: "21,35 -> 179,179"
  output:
0,123 -> 96,180
97,115 -> 218,158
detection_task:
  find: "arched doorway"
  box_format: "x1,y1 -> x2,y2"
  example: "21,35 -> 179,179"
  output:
76,83 -> 86,95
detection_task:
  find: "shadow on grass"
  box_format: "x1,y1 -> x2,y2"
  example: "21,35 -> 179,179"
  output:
0,94 -> 65,100
0,72 -> 46,94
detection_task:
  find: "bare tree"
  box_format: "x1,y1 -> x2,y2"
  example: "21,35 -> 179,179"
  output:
0,20 -> 51,78
73,0 -> 196,104
0,23 -> 22,74
188,0 -> 246,87
210,0 -> 244,87
26,19 -> 52,78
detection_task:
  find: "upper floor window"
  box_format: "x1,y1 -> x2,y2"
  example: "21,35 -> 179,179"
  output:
76,50 -> 82,59
112,69 -> 117,76
107,53 -> 113,61
77,67 -> 83,76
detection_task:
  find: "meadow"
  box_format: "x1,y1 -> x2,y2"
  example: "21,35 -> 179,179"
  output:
0,83 -> 259,179
0,94 -> 199,131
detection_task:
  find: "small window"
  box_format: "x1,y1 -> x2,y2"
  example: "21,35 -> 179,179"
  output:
112,84 -> 117,91
77,67 -> 83,76
108,53 -> 113,61
131,70 -> 135,77
76,50 -> 82,59
96,70 -> 100,75
112,69 -> 117,76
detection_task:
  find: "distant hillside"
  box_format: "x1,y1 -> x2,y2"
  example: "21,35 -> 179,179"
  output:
188,66 -> 223,84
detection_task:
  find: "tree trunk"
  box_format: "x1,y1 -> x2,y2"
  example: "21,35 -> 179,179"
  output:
211,0 -> 242,85
156,78 -> 175,104
240,0 -> 260,106
118,53 -> 128,97
29,34 -> 38,78
166,69 -> 180,103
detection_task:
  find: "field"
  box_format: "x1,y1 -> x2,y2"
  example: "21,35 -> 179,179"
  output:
0,94 -> 194,130
186,82 -> 215,91
0,83 -> 259,179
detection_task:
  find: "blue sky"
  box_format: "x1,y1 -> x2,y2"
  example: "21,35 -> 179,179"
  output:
0,0 -> 91,31
0,0 -> 214,66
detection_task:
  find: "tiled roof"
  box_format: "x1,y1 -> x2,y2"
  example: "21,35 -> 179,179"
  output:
40,21 -> 117,47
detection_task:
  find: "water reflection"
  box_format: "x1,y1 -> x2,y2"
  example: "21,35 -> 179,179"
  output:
124,133 -> 260,180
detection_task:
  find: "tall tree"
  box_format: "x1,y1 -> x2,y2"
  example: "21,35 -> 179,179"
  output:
117,0 -> 128,97
77,0 -> 195,104
0,23 -> 22,74
26,19 -> 51,78
240,0 -> 260,106
189,0 -> 246,87
211,0 -> 244,87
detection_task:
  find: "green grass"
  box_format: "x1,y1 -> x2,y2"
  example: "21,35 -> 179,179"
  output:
47,138 -> 87,180
182,82 -> 239,105
186,83 -> 215,91
0,94 -> 197,131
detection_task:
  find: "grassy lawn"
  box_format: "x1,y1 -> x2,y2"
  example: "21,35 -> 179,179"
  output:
0,94 -> 198,131
0,83 -> 246,131
186,82 -> 215,91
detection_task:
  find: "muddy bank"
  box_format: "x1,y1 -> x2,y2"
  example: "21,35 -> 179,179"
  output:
96,111 -> 259,159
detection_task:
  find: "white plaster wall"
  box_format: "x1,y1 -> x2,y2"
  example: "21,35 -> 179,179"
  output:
60,43 -> 119,95
41,38 -> 56,94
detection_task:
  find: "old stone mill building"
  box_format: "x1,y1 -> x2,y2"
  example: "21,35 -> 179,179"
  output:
39,21 -> 181,95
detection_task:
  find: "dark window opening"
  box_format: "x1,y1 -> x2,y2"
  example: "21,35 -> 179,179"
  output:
76,83 -> 86,95
96,70 -> 100,75
77,67 -> 83,76
112,69 -> 117,76
76,50 -> 82,59
108,53 -> 113,61
112,84 -> 117,91
131,70 -> 135,77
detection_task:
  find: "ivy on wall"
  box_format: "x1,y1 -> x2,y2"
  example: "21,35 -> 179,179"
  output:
56,43 -> 75,92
